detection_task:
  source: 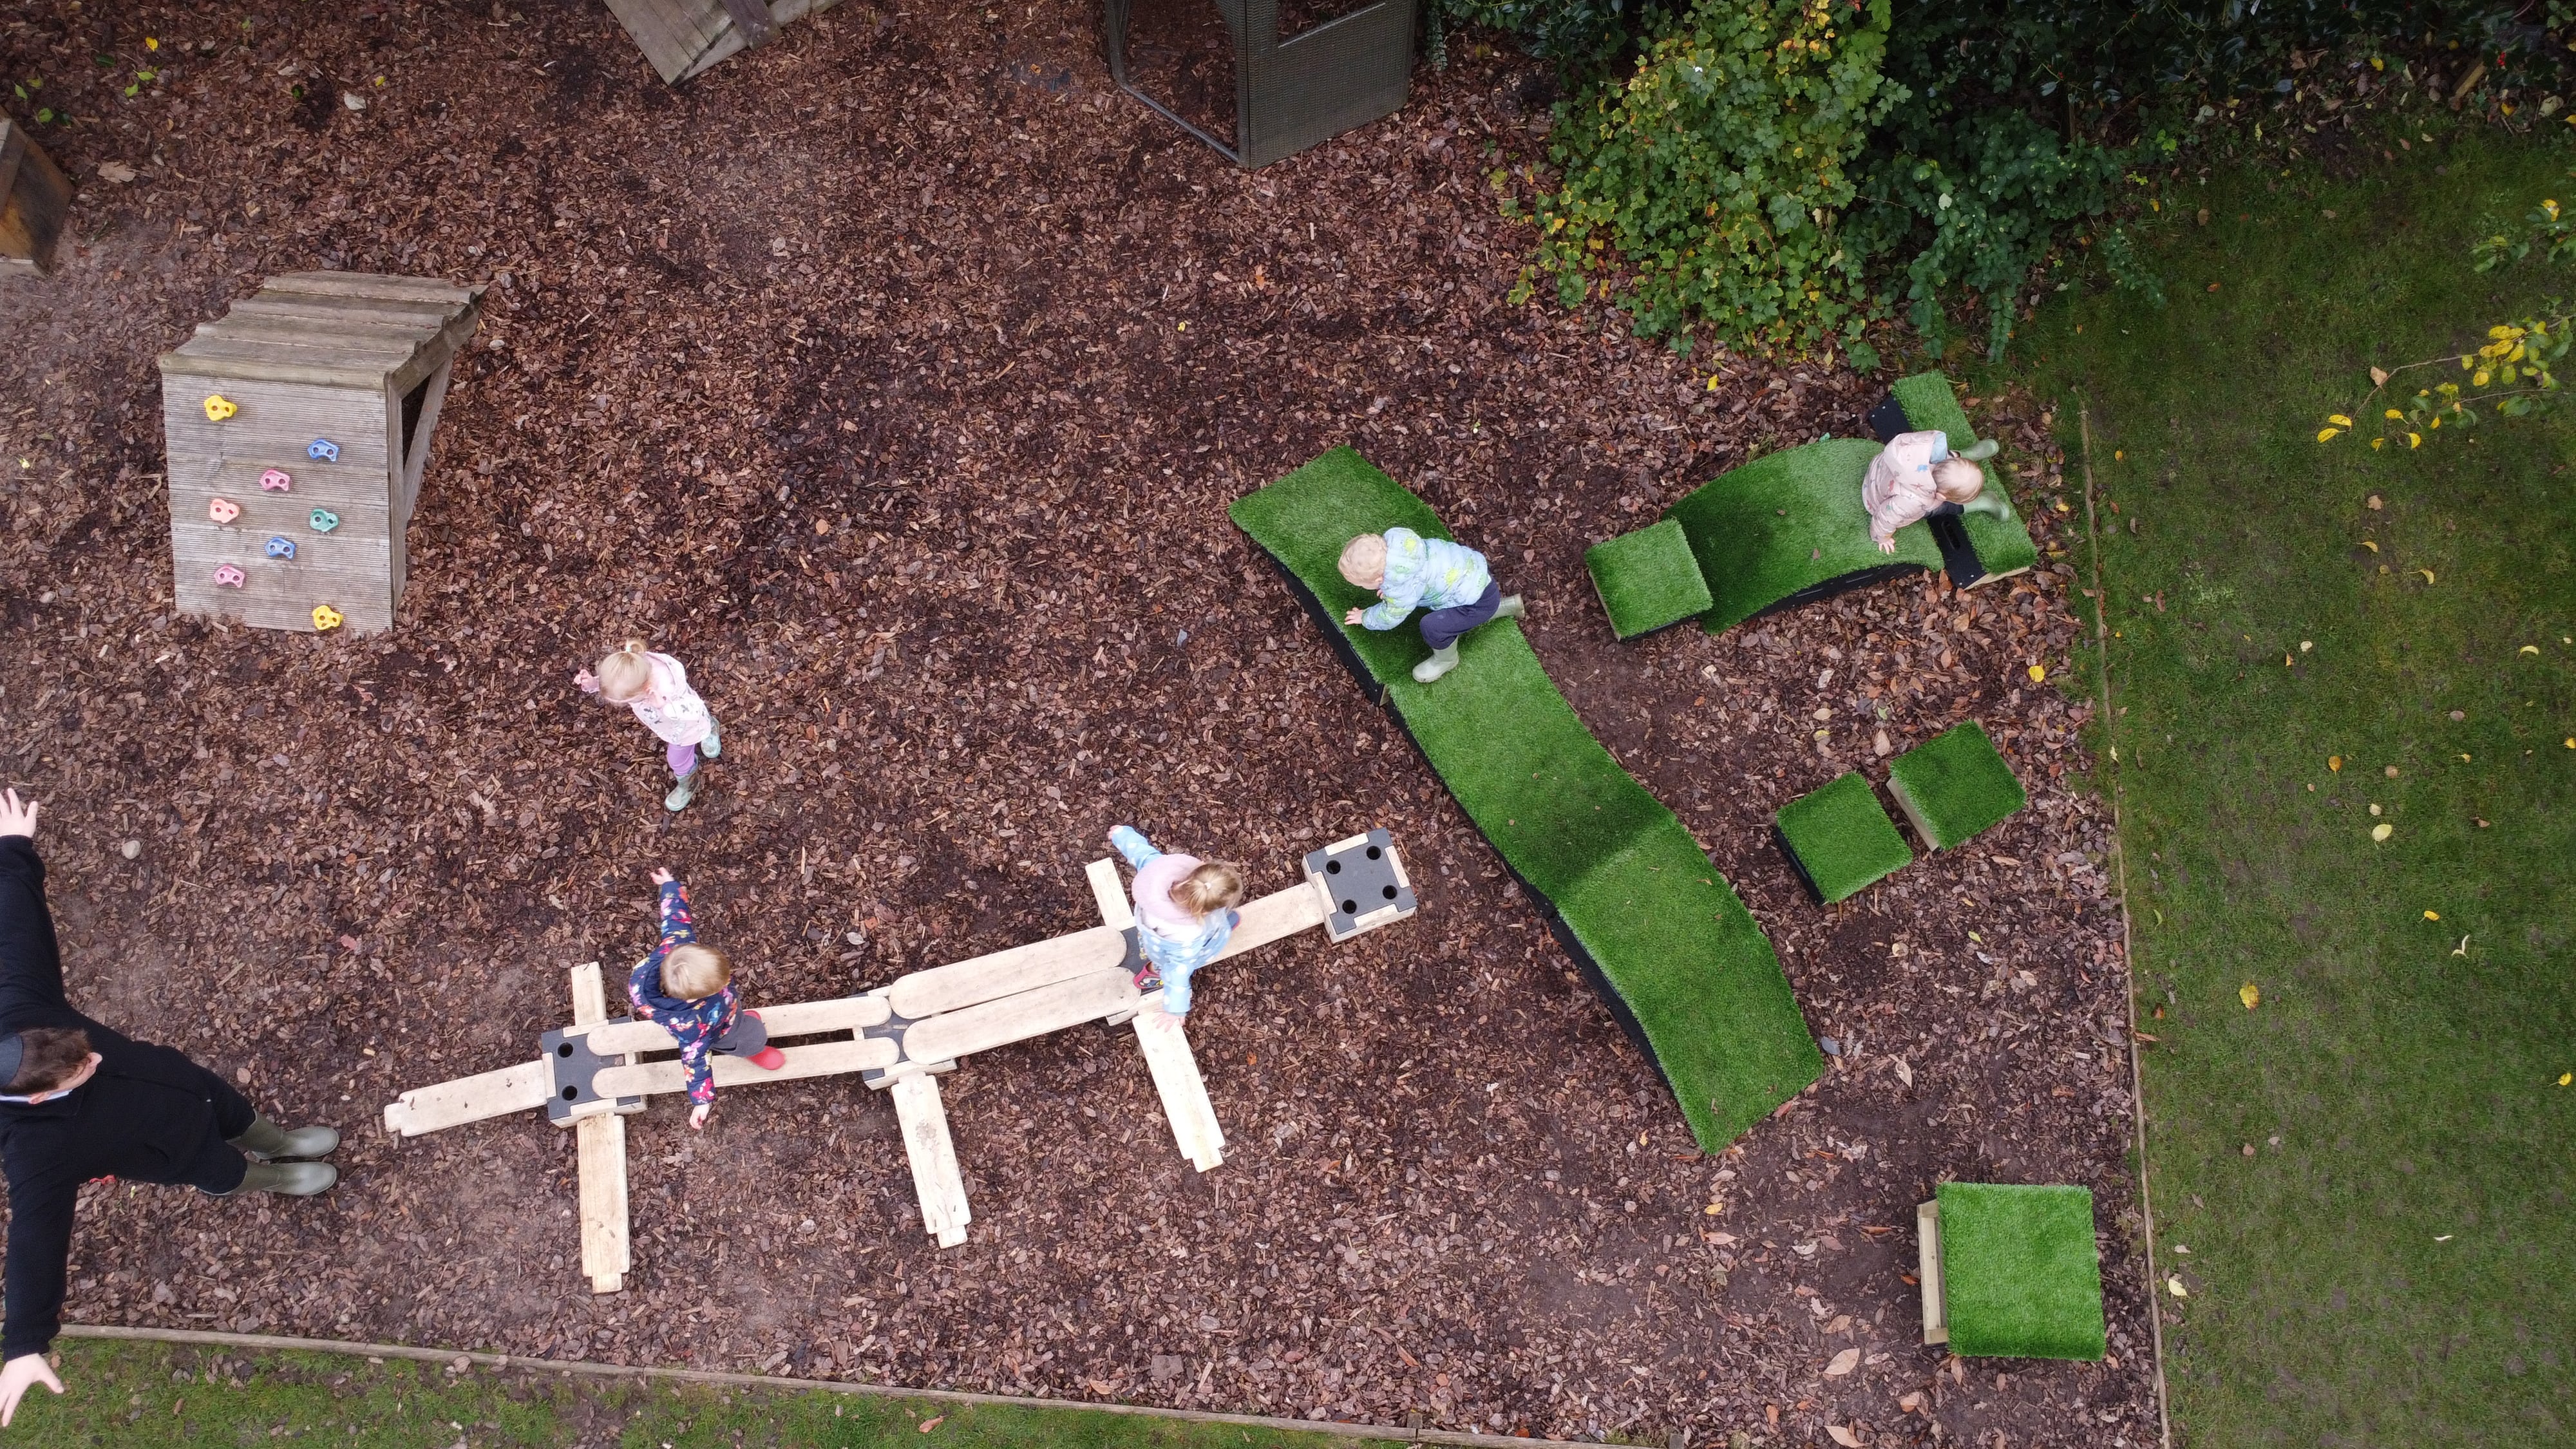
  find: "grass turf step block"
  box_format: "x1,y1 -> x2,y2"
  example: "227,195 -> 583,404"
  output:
1668,439 -> 1940,635
1886,721 -> 2027,850
1890,372 -> 2040,581
1231,448 -> 1823,1150
1933,1182 -> 2108,1361
1584,518 -> 1714,639
1773,772 -> 1913,904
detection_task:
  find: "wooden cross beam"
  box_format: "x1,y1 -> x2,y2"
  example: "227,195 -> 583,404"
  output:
383,830 -> 1415,1289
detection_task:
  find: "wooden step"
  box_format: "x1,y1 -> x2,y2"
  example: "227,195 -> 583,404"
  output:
885,925 -> 1127,1021
899,968 -> 1139,1065
383,1058 -> 551,1137
588,1035 -> 898,1099
891,1074 -> 971,1246
576,994 -> 892,1056
1131,1000 -> 1224,1171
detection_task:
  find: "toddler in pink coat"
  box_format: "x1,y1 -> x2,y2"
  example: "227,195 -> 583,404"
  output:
575,640 -> 723,811
1862,430 -> 2009,554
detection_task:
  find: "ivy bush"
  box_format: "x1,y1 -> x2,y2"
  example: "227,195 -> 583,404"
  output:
1503,0 -> 1902,359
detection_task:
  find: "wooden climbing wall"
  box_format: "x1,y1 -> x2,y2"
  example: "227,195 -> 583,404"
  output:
604,0 -> 843,84
158,273 -> 480,634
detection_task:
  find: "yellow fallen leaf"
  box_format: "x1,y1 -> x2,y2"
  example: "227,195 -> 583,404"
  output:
2027,663 -> 2046,682
1829,1428 -> 1865,1448
2329,755 -> 2342,771
2523,645 -> 2542,654
2317,427 -> 2341,442
2240,981 -> 2260,1009
2168,1275 -> 2190,1297
2286,654 -> 2294,667
2418,568 -> 2436,584
2372,822 -> 2394,841
2371,366 -> 2391,385
918,1416 -> 945,1433
2361,540 -> 2378,552
2460,753 -> 2472,761
2300,640 -> 2313,652
2329,413 -> 2354,426
1824,1348 -> 1861,1377
2425,910 -> 2441,921
2560,1073 -> 2571,1086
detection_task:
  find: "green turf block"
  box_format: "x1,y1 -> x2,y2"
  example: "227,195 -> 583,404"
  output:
1232,449 -> 1824,1150
1933,1182 -> 2108,1360
1668,439 -> 1940,634
1773,772 -> 1913,904
1891,372 -> 2040,581
1585,519 -> 1714,639
1886,721 -> 2027,850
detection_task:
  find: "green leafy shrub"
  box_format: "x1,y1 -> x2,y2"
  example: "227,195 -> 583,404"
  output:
1506,0 -> 1902,357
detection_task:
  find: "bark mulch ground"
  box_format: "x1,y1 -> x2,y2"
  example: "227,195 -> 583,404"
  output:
0,3 -> 2158,1443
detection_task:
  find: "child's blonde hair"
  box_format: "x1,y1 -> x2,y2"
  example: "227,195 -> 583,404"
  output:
1171,860 -> 1246,918
661,943 -> 731,999
1337,533 -> 1388,589
1933,458 -> 1986,503
593,640 -> 656,705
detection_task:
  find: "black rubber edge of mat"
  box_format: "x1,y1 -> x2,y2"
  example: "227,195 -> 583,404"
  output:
1769,822 -> 1830,907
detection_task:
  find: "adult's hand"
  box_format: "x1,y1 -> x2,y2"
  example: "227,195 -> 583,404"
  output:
0,1352 -> 63,1426
0,790 -> 37,840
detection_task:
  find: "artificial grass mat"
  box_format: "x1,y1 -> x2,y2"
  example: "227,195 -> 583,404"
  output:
1584,517 -> 1713,639
1665,374 -> 2038,634
1774,772 -> 1913,903
1230,448 -> 1823,1148
1934,1182 -> 2108,1361
1886,720 -> 2027,849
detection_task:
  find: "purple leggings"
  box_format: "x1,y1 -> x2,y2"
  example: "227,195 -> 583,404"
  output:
665,717 -> 720,778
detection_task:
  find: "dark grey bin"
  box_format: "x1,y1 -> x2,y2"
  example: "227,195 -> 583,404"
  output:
1106,0 -> 1420,167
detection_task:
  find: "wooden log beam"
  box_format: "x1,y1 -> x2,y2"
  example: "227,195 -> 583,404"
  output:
1131,1001 -> 1224,1171
567,963 -> 632,1296
900,969 -> 1139,1065
574,994 -> 891,1056
891,1075 -> 970,1246
591,1036 -> 899,1099
884,925 -> 1126,1021
381,1059 -> 549,1137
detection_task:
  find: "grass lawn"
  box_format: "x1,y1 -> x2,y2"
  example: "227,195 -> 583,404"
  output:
2010,120 -> 2576,1443
1231,450 -> 1823,1149
12,1338 -> 1390,1447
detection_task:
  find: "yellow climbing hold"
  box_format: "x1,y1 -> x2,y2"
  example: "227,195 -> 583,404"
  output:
311,603 -> 345,632
202,395 -> 238,422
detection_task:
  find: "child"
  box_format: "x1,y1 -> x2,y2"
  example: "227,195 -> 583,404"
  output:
1863,430 -> 2010,555
1338,528 -> 1525,683
576,641 -> 722,812
1108,826 -> 1245,1017
626,867 -> 784,1129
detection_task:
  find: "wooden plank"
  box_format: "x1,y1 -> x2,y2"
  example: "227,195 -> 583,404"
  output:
885,925 -> 1128,1021
568,961 -> 610,1027
261,271 -> 478,305
0,120 -> 71,276
164,334 -> 413,388
719,0 -> 780,45
198,314 -> 444,358
1087,858 -> 1134,929
890,1074 -> 971,1247
173,455 -> 405,512
589,1035 -> 897,1099
577,994 -> 891,1056
175,576 -> 393,635
160,376 -> 390,472
229,293 -> 463,329
604,0 -> 723,82
899,968 -> 1139,1065
1206,881 -> 1328,965
382,1059 -> 551,1137
577,1112 -> 630,1293
1917,1199 -> 1948,1345
1130,1000 -> 1224,1171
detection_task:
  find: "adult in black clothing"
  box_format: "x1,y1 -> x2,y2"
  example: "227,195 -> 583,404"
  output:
0,791 -> 342,1425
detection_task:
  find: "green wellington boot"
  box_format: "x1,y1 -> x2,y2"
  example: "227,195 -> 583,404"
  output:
699,719 -> 722,760
1495,594 -> 1526,620
229,1115 -> 341,1162
1962,493 -> 2014,523
1957,437 -> 2000,462
226,1160 -> 339,1197
665,772 -> 697,812
1412,643 -> 1463,683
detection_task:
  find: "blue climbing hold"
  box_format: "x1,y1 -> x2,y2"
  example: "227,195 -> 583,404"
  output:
264,536 -> 297,560
308,508 -> 340,534
307,439 -> 341,462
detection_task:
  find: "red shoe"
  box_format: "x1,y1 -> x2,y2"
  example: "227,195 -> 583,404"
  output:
748,1046 -> 786,1070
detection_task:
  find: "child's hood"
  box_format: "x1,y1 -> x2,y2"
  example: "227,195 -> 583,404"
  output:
1132,851 -> 1208,934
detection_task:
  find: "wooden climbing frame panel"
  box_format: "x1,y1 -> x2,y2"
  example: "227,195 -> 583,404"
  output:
383,829 -> 1417,1288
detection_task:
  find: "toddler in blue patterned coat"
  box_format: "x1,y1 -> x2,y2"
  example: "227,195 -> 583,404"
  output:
626,869 -> 784,1129
1108,826 -> 1245,1017
1338,528 -> 1526,683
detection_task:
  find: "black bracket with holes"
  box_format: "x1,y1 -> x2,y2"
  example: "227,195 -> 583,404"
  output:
1303,828 -> 1417,943
541,1027 -> 643,1124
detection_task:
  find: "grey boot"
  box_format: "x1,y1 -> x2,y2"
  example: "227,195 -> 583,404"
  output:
1957,438 -> 2000,462
665,770 -> 697,812
229,1115 -> 341,1161
1962,493 -> 2014,522
1494,594 -> 1526,620
1411,643 -> 1463,683
227,1160 -> 338,1197
699,718 -> 721,760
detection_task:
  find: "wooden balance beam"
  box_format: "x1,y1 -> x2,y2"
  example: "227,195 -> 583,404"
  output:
383,829 -> 1416,1289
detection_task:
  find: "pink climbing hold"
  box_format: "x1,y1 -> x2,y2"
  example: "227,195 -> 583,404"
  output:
207,497 -> 241,524
212,564 -> 246,588
259,469 -> 293,492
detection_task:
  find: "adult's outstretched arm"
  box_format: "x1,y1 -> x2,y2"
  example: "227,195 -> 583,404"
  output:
0,831 -> 67,1020
0,1168 -> 77,1384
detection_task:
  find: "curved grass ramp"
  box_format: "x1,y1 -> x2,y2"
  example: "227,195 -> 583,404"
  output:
1230,448 -> 1824,1150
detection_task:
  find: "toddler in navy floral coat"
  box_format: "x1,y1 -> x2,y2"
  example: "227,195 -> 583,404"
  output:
626,869 -> 784,1129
